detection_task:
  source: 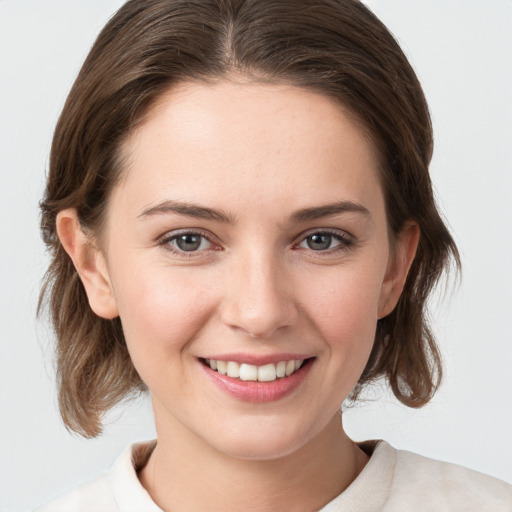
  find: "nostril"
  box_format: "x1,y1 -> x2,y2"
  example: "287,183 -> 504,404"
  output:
219,267 -> 298,338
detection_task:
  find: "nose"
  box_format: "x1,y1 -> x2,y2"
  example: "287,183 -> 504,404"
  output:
219,249 -> 298,339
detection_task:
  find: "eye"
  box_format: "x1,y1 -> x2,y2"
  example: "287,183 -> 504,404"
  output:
173,233 -> 210,252
297,231 -> 353,252
159,230 -> 215,255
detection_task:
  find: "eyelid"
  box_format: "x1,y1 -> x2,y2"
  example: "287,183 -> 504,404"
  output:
156,227 -> 356,258
157,228 -> 221,257
293,227 -> 355,251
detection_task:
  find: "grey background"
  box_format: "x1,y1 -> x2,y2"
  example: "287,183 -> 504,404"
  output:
1,1 -> 511,510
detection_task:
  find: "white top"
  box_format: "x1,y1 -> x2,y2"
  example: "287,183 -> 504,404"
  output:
35,440 -> 512,511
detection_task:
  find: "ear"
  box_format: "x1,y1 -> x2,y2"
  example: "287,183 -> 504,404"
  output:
56,208 -> 119,319
378,222 -> 420,319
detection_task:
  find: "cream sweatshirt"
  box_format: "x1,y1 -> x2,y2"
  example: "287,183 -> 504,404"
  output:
35,440 -> 512,511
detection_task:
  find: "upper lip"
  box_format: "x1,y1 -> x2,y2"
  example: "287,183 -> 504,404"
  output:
200,353 -> 314,366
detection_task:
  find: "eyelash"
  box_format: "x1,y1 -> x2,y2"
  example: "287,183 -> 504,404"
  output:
157,228 -> 355,258
157,229 -> 218,258
294,229 -> 354,254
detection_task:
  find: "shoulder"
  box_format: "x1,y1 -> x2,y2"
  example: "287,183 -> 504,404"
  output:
33,440 -> 160,512
383,442 -> 512,511
33,472 -> 115,512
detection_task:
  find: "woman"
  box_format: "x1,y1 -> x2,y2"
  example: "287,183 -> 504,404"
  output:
35,0 -> 512,510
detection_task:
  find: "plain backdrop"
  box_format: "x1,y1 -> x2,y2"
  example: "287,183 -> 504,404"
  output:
1,1 -> 511,510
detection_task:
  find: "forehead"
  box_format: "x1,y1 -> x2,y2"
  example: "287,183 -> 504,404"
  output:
114,80 -> 383,220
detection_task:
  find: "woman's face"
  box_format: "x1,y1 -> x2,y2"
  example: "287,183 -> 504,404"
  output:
92,80 -> 412,459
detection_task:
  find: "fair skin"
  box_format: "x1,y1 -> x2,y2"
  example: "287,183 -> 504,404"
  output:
57,80 -> 419,512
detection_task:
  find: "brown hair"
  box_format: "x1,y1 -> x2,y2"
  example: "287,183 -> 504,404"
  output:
40,0 -> 459,438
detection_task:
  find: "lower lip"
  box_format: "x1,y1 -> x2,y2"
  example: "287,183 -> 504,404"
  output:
199,360 -> 313,403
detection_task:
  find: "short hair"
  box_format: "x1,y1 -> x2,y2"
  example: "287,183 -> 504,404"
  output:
39,0 -> 460,438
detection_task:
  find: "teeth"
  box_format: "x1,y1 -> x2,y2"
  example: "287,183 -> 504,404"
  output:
239,363 -> 258,381
226,361 -> 240,378
258,363 -> 276,382
206,358 -> 305,382
216,360 -> 227,375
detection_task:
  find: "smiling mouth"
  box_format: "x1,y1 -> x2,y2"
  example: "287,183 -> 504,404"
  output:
201,358 -> 313,382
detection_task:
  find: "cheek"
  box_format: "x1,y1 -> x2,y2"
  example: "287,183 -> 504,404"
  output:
111,263 -> 216,366
301,264 -> 383,360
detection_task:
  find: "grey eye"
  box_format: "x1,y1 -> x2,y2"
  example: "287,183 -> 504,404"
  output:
305,233 -> 335,251
174,234 -> 207,252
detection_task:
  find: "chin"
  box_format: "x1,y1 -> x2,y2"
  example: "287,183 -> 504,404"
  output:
216,438 -> 305,461
204,418 -> 316,461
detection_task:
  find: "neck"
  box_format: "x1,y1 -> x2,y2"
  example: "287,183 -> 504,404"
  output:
139,408 -> 369,512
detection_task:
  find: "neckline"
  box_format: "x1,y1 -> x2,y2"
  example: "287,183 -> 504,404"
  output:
112,439 -> 395,512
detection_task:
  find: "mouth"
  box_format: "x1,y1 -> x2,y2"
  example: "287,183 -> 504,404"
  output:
199,356 -> 315,402
200,357 -> 314,382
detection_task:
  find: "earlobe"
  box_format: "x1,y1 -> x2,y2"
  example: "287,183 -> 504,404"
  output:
378,222 -> 420,319
56,209 -> 119,319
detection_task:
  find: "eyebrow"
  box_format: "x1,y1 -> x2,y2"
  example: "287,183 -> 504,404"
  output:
138,199 -> 370,223
290,201 -> 371,222
138,200 -> 235,223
